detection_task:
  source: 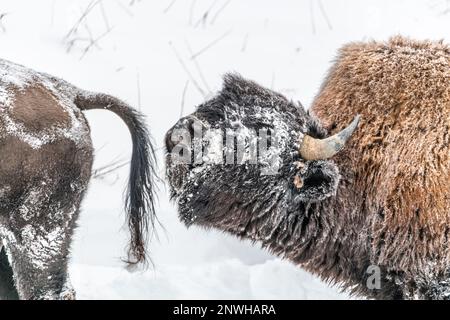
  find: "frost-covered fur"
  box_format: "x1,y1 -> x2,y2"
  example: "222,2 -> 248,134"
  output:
0,59 -> 157,300
165,74 -> 344,282
165,37 -> 449,300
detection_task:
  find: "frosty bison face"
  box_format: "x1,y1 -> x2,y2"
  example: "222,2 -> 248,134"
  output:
165,74 -> 358,239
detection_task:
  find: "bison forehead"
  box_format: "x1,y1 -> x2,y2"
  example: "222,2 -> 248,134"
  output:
197,73 -> 308,130
195,73 -> 310,162
169,74 -> 311,190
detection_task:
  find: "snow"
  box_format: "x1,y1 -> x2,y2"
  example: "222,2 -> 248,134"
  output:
0,0 -> 448,299
71,259 -> 346,300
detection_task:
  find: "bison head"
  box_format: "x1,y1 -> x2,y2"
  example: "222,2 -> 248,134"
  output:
165,74 -> 358,240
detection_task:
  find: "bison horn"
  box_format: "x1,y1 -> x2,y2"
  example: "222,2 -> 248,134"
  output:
299,115 -> 360,161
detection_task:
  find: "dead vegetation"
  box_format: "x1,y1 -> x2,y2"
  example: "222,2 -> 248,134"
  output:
62,0 -> 135,59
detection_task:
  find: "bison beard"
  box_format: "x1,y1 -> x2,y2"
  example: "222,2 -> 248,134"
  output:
165,37 -> 450,300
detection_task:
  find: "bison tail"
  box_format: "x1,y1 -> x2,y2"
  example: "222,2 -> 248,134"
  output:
74,90 -> 158,267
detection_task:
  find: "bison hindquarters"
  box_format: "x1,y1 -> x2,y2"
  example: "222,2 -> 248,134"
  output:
0,136 -> 92,300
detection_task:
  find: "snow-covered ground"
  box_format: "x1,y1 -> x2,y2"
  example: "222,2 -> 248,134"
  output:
0,0 -> 448,299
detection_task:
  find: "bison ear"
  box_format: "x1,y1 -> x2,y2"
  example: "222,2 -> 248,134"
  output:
293,160 -> 340,202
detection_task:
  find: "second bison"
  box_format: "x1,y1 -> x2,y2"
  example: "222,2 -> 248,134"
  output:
165,37 -> 450,299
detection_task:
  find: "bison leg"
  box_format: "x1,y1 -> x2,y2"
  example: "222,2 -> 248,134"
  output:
415,276 -> 450,300
2,186 -> 81,301
4,221 -> 77,300
0,243 -> 19,300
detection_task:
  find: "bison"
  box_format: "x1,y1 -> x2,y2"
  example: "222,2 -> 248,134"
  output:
165,36 -> 450,299
0,58 -> 157,300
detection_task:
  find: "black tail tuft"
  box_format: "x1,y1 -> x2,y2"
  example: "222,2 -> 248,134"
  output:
75,91 -> 158,266
124,108 -> 158,266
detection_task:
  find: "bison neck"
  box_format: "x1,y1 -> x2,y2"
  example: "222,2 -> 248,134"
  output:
246,169 -> 396,298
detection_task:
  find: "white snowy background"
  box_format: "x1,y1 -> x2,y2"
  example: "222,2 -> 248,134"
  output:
0,0 -> 449,299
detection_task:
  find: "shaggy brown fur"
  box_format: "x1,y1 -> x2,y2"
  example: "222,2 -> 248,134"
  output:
11,85 -> 71,132
310,36 -> 450,298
